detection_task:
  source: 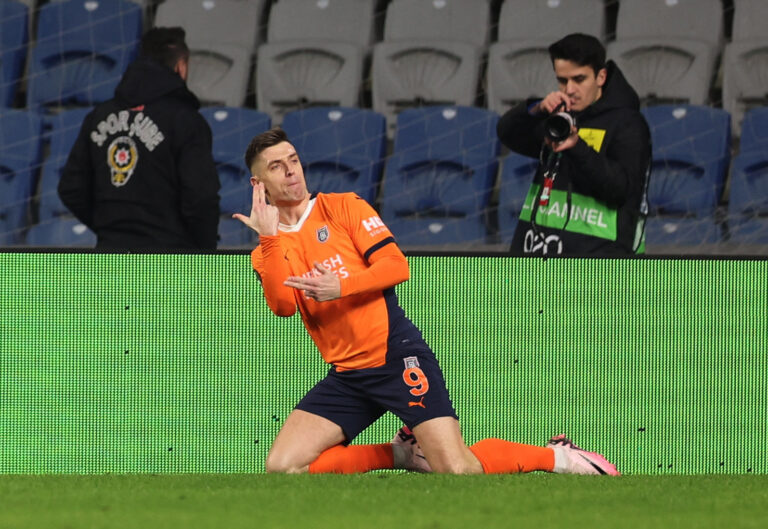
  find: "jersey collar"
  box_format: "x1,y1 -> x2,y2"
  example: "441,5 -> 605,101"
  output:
278,196 -> 317,232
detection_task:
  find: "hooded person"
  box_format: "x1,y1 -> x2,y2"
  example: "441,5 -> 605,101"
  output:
58,27 -> 220,250
497,33 -> 651,256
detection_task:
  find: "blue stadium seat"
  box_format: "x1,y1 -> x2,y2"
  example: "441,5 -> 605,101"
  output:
281,107 -> 387,204
497,152 -> 538,244
24,218 -> 96,247
727,150 -> 768,244
27,0 -> 142,109
200,106 -> 271,247
738,107 -> 768,153
379,106 -> 500,246
0,1 -> 28,107
641,105 -> 731,245
0,109 -> 44,245
38,107 -> 93,221
727,106 -> 768,244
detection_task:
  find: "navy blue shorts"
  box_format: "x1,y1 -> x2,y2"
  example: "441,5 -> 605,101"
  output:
295,347 -> 458,443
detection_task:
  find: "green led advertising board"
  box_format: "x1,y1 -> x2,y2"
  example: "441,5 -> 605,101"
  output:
1,253 -> 765,474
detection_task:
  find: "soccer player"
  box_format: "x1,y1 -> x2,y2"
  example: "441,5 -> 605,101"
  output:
233,127 -> 619,475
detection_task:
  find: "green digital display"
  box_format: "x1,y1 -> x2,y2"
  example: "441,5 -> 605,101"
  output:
1,253 -> 766,474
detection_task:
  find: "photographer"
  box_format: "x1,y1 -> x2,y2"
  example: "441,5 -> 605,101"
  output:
497,33 -> 651,255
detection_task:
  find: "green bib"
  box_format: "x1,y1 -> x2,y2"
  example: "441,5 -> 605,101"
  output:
519,185 -> 618,241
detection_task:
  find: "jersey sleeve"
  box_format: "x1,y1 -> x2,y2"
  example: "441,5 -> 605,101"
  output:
340,193 -> 398,259
340,242 -> 409,296
337,194 -> 409,296
250,236 -> 297,317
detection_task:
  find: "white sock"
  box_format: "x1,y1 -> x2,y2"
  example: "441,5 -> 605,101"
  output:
551,446 -> 569,474
392,444 -> 407,469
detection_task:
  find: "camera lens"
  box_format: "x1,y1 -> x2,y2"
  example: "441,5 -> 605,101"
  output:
544,112 -> 574,142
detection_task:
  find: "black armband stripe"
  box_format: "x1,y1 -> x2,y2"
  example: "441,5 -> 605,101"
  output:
363,237 -> 396,262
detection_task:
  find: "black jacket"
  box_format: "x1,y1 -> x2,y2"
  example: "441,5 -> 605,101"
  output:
58,58 -> 220,249
497,61 -> 651,255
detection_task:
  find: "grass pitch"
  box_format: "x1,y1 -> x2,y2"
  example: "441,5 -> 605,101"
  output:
2,473 -> 766,529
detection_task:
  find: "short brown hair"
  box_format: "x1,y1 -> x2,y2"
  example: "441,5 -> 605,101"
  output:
244,127 -> 291,172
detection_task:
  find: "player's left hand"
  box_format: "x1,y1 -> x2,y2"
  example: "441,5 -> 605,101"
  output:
547,125 -> 580,152
283,261 -> 341,302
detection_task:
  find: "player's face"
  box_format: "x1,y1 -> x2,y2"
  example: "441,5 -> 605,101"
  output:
553,59 -> 606,112
250,141 -> 309,204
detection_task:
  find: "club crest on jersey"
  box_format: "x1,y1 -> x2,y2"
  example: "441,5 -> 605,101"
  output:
108,136 -> 138,187
316,225 -> 329,243
403,356 -> 420,369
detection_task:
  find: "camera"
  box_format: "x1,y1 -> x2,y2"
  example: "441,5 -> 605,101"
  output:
544,110 -> 576,143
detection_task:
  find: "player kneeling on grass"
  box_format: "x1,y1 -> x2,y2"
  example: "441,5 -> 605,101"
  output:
233,127 -> 619,476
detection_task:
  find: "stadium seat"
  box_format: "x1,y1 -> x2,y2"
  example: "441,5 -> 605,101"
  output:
738,107 -> 768,153
378,106 -> 500,247
27,0 -> 142,109
281,107 -> 387,204
607,0 -> 723,106
0,1 -> 28,107
641,105 -> 731,245
9,0 -> 34,9
200,107 -> 271,248
372,0 -> 490,135
497,152 -> 538,244
726,107 -> 768,245
256,0 -> 375,123
727,149 -> 768,244
0,109 -> 43,245
24,217 -> 97,247
486,0 -> 604,114
722,0 -> 768,135
37,107 -> 93,221
265,0 -> 375,46
155,0 -> 264,49
154,0 -> 264,107
126,0 -> 156,27
7,0 -> 34,28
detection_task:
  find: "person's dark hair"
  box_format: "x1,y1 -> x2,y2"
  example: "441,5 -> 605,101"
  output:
244,127 -> 291,171
548,33 -> 606,75
140,27 -> 190,70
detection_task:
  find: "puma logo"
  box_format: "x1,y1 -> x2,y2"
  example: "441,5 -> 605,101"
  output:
408,397 -> 426,408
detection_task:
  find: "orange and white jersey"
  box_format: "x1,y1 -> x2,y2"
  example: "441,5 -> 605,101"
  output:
251,192 -> 425,371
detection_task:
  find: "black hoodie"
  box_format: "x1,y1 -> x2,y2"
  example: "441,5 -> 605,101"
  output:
59,58 -> 220,249
497,61 -> 651,255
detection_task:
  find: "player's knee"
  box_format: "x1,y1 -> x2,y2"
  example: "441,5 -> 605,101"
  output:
265,452 -> 305,474
264,454 -> 288,473
428,457 -> 482,475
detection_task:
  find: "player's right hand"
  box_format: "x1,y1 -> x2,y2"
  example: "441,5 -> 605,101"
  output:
533,91 -> 571,114
232,181 -> 279,236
